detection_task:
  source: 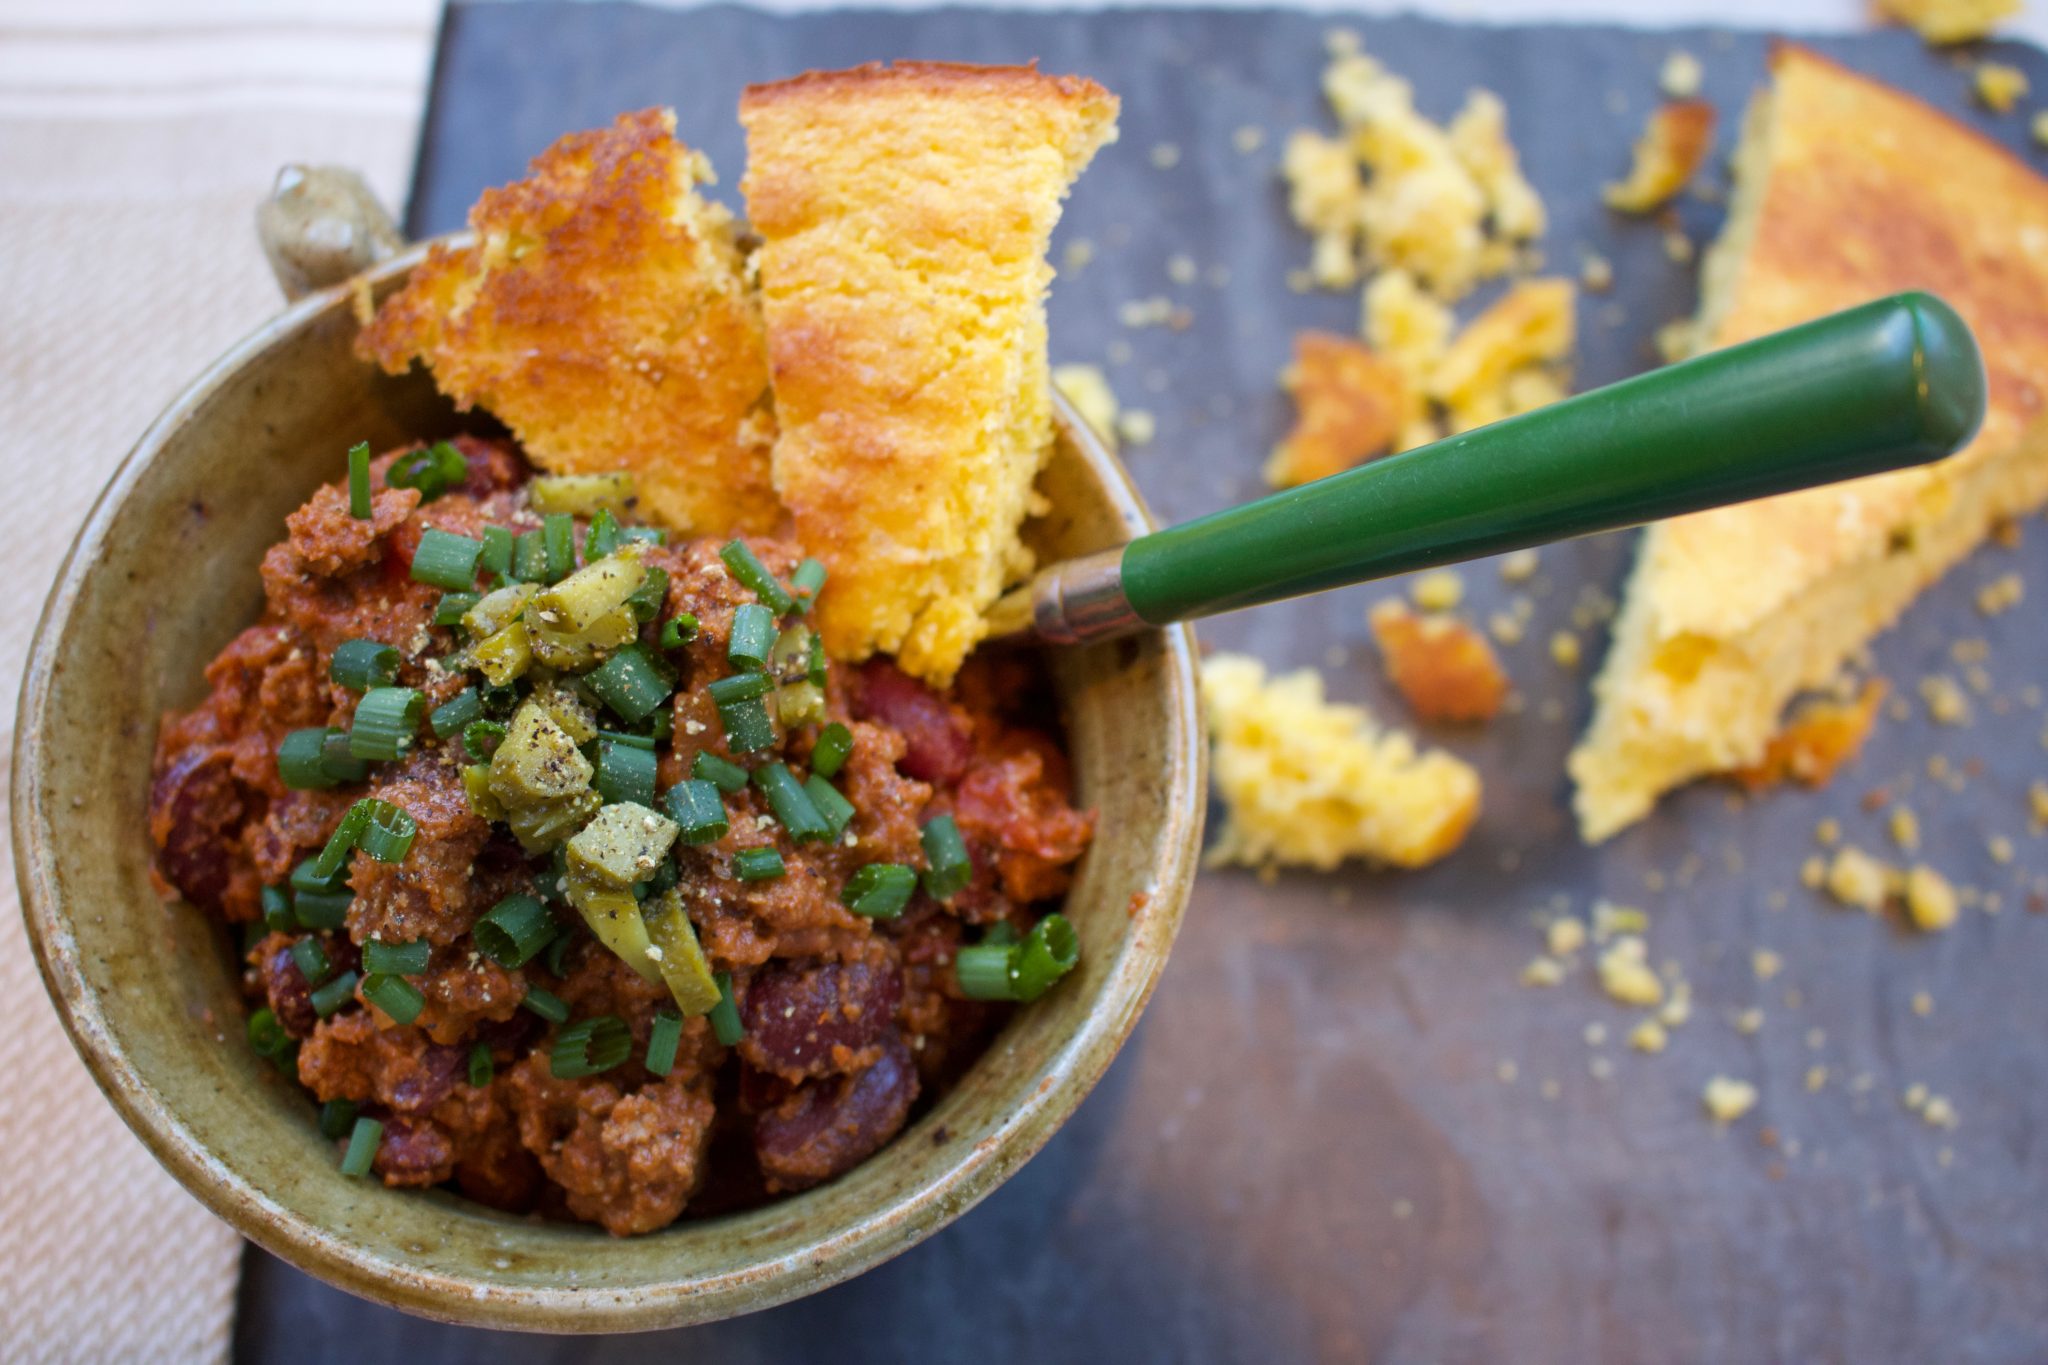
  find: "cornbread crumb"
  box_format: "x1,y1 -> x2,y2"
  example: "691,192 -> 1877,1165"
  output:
1751,948 -> 1783,981
1904,864 -> 1959,931
1975,62 -> 2028,113
1922,1094 -> 1960,1129
1875,0 -> 2018,43
1826,846 -> 1893,911
1166,254 -> 1199,286
1052,364 -> 1120,449
1805,1065 -> 1828,1092
1582,1021 -> 1609,1047
1428,278 -> 1578,433
1596,935 -> 1664,1007
1920,674 -> 1973,725
1499,548 -> 1541,583
1816,817 -> 1841,846
1989,834 -> 2016,864
1628,1018 -> 1669,1053
1730,681 -> 1885,792
1703,1076 -> 1759,1124
1976,572 -> 2024,615
1521,956 -> 1566,987
1549,631 -> 1582,669
1591,900 -> 1648,940
1202,652 -> 1482,870
1580,252 -> 1614,292
1496,1058 -> 1519,1083
1369,600 -> 1510,723
1061,238 -> 1095,272
2029,780 -> 2048,828
1733,1007 -> 1765,1036
1360,269 -> 1453,450
1890,806 -> 1922,853
1660,51 -> 1704,99
1658,979 -> 1693,1029
1412,570 -> 1465,612
2035,111 -> 2048,147
1489,612 -> 1526,646
1912,990 -> 1934,1017
1233,124 -> 1266,154
1150,142 -> 1181,169
1547,916 -> 1587,957
1116,410 -> 1157,447
1605,101 -> 1717,213
1265,332 -> 1405,487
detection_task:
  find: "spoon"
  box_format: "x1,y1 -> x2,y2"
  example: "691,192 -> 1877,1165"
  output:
991,291 -> 1984,644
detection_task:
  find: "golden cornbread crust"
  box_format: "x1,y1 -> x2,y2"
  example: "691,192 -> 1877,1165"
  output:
740,62 -> 1119,684
1571,46 -> 2048,840
356,109 -> 779,537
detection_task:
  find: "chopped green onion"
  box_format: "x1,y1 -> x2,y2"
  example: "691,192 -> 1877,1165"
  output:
692,750 -> 749,793
1011,914 -> 1080,1002
318,1098 -> 358,1140
310,803 -> 370,880
718,697 -> 776,753
733,848 -> 786,882
347,687 -> 423,761
310,970 -> 359,1018
348,798 -> 417,864
434,591 -> 481,627
478,525 -> 514,577
247,1006 -> 291,1059
920,814 -> 973,900
665,780 -> 729,844
596,728 -> 656,751
790,558 -> 827,610
521,986 -> 569,1024
659,614 -> 700,649
429,688 -> 483,739
646,858 -> 680,898
386,440 -> 467,501
544,930 -> 574,978
362,938 -> 430,976
728,603 -> 777,670
709,972 -> 744,1045
291,854 -> 346,897
550,1014 -> 631,1079
277,727 -> 342,790
626,566 -> 669,623
260,885 -> 294,933
410,528 -> 483,591
841,863 -> 917,919
620,526 -> 666,548
804,776 -> 855,841
329,638 -> 400,691
593,738 -> 658,807
362,972 -> 425,1026
646,1009 -> 683,1077
584,508 -> 622,561
707,671 -> 773,705
808,641 -> 828,689
512,529 -> 547,583
810,722 -> 854,779
752,763 -> 828,841
585,645 -> 672,723
462,719 -> 507,761
541,513 -> 575,583
467,1043 -> 494,1089
339,1115 -> 383,1177
479,682 -> 520,716
320,729 -> 370,783
291,937 -> 332,986
954,942 -> 1019,1000
720,541 -> 795,615
474,894 -> 554,968
347,441 -> 371,519
292,888 -> 352,932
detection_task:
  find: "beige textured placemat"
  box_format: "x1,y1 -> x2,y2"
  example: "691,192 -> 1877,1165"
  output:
0,4 -> 430,1360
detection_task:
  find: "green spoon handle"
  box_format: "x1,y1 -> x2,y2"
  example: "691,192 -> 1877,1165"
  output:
1014,291 -> 1983,643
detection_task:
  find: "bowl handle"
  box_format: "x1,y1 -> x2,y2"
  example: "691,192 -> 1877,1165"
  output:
255,165 -> 407,301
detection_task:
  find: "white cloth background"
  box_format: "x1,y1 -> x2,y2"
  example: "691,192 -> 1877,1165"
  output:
0,0 -> 2037,1360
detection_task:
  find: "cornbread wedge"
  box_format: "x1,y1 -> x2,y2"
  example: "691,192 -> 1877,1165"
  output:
740,63 -> 1118,684
1570,46 -> 2048,840
357,109 -> 779,536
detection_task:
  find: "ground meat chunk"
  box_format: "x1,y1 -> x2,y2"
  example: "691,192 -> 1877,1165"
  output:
952,730 -> 1095,904
754,1032 -> 919,1193
738,950 -> 902,1082
278,482 -> 420,579
296,1010 -> 465,1114
345,750 -> 492,947
505,1060 -> 718,1236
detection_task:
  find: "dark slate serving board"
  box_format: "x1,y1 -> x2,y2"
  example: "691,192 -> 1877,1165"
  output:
241,4 -> 2048,1360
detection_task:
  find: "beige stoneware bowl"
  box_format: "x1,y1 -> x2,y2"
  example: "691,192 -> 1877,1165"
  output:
13,242 -> 1203,1331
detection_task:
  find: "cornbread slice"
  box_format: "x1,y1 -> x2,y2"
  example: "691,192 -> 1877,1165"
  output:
1202,653 -> 1481,870
1570,47 -> 2048,840
1876,0 -> 2019,44
357,109 -> 778,536
740,63 -> 1118,684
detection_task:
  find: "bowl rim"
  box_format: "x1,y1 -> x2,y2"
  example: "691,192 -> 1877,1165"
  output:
13,242 -> 1205,1331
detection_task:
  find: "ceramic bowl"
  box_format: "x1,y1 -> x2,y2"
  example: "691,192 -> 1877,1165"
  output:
13,242 -> 1203,1331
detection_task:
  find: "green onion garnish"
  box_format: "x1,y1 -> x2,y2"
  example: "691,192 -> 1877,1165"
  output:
692,750 -> 749,793
433,591 -> 481,627
585,645 -> 672,723
290,937 -> 332,987
954,942 -> 1019,1000
247,1006 -> 291,1059
540,513 -> 575,583
706,671 -> 773,706
584,508 -> 622,561
292,888 -> 352,932
478,525 -> 514,577
320,729 -> 370,783
841,863 -> 917,919
594,738 -> 658,807
474,894 -> 554,968
665,779 -> 729,844
385,440 -> 467,501
646,1010 -> 683,1077
260,885 -> 294,933
543,930 -> 574,978
549,1014 -> 630,1079
310,803 -> 370,880
808,641 -> 828,689
511,529 -> 546,583
626,566 -> 669,624
347,798 -> 417,864
659,614 -> 700,649
596,728 -> 657,751
467,1043 -> 494,1089
291,854 -> 346,897
339,1115 -> 383,1177
347,686 -> 424,761
810,723 -> 854,780
720,541 -> 796,615
277,727 -> 341,790
462,719 -> 507,761
521,986 -> 569,1024
790,558 -> 827,610
318,1099 -> 358,1140
346,441 -> 372,519
804,776 -> 855,841
429,688 -> 483,739
329,638 -> 400,691
752,763 -> 828,841
709,972 -> 744,1045
410,528 -> 483,591
920,814 -> 973,901
310,970 -> 359,1018
717,697 -> 776,753
733,848 -> 786,882
362,972 -> 425,1026
728,603 -> 777,671
362,938 -> 430,976
1011,914 -> 1081,1001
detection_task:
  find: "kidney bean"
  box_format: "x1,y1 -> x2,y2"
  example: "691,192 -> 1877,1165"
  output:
389,1043 -> 467,1115
370,1114 -> 456,1187
854,661 -> 972,784
754,1033 -> 919,1192
738,957 -> 902,1081
149,748 -> 242,906
260,943 -> 318,1038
